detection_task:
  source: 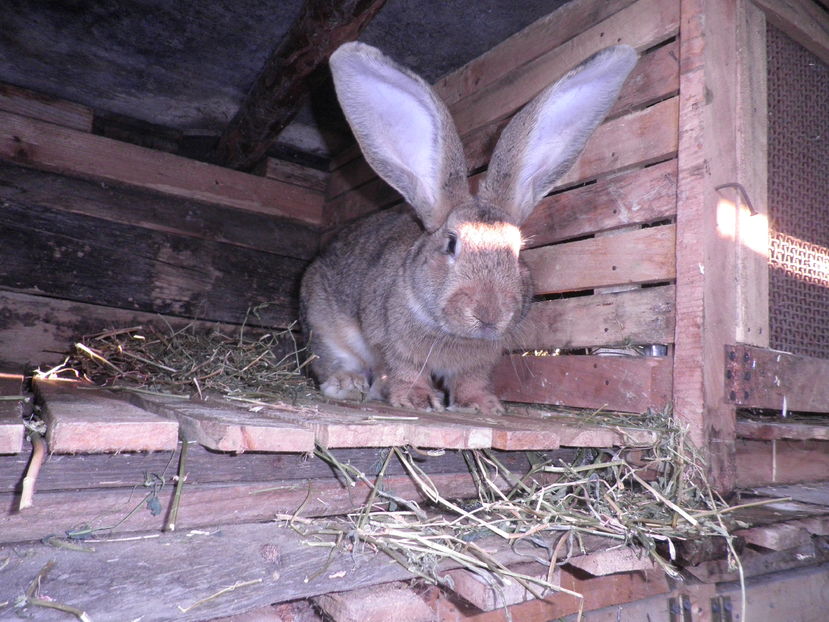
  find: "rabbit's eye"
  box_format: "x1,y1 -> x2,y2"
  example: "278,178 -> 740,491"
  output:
444,232 -> 458,256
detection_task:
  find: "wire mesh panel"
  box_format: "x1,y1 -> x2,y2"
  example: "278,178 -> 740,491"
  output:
767,24 -> 829,359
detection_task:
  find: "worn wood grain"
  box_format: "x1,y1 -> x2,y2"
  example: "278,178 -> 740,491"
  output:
0,291 -> 293,368
448,0 -> 680,136
316,582 -> 434,622
0,162 -> 320,261
522,159 -> 678,250
255,157 -> 328,192
0,82 -> 93,132
493,355 -> 672,415
0,110 -> 323,224
736,439 -> 829,487
518,285 -> 676,350
35,378 -> 179,453
523,225 -> 676,295
566,546 -> 655,576
214,0 -> 388,170
0,373 -> 25,455
444,562 -> 548,612
725,345 -> 829,412
736,417 -> 829,442
0,198 -> 304,327
753,0 -> 829,66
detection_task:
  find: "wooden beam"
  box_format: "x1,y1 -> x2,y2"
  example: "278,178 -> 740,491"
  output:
725,344 -> 829,411
736,439 -> 829,487
0,82 -> 93,132
213,0 -> 388,170
753,0 -> 829,66
0,110 -> 323,224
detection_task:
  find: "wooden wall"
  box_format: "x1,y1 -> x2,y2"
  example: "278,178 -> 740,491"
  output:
0,88 -> 324,367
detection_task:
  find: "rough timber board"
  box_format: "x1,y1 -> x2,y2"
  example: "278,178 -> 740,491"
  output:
0,373 -> 25,454
0,110 -> 323,225
736,439 -> 829,487
725,344 -> 829,412
736,416 -> 829,441
34,379 -> 178,453
0,82 -> 93,132
128,395 -> 316,453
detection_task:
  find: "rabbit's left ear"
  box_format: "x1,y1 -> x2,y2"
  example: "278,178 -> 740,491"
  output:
481,45 -> 638,226
330,42 -> 470,232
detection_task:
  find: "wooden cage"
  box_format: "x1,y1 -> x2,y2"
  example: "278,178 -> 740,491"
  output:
2,0 -> 829,619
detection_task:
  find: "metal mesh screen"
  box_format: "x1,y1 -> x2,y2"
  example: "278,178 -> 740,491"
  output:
767,24 -> 829,359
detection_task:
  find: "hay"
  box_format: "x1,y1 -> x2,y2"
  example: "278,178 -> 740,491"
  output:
49,308 -> 314,402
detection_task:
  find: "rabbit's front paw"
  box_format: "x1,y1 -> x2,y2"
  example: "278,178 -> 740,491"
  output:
388,380 -> 444,412
320,371 -> 369,401
457,392 -> 505,417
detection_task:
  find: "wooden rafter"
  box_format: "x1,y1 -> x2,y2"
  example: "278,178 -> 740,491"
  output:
214,0 -> 387,171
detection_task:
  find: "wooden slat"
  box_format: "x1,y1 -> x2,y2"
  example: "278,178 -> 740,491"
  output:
687,539 -> 829,583
737,417 -> 829,441
448,0 -> 680,136
0,198 -> 303,327
524,224 -> 676,295
523,159 -> 678,249
567,547 -> 655,576
725,345 -> 829,412
129,396 -> 316,453
737,521 -> 813,550
34,379 -> 178,453
0,110 -> 323,224
0,162 -> 320,261
434,0 -> 638,107
0,82 -> 93,132
736,439 -> 829,487
753,0 -> 829,66
493,354 -> 672,414
255,157 -> 328,192
518,285 -> 676,350
444,562 -> 547,612
316,583 -> 434,622
0,373 -> 25,454
749,482 -> 829,507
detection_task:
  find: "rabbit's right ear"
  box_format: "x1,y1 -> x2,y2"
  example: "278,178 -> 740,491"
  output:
330,42 -> 470,232
481,45 -> 638,225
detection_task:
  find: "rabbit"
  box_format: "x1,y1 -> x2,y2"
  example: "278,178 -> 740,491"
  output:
300,42 -> 637,416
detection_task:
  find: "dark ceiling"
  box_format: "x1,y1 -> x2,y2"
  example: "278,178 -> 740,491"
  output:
1,0 -> 569,167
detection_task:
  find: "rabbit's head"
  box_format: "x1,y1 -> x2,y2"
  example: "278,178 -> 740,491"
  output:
329,43 -> 637,342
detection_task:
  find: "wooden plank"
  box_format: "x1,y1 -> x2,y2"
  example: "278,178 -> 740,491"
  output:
734,2 -> 770,346
0,110 -> 323,224
0,471 -> 522,544
0,82 -> 93,132
0,290 -> 288,368
255,157 -> 328,192
749,482 -> 829,507
518,285 -> 676,350
0,162 -> 320,261
316,582 -> 434,622
672,0 -> 743,492
34,378 -> 179,453
753,0 -> 829,66
736,439 -> 829,487
566,547 -> 655,576
686,539 -> 829,583
523,225 -> 676,295
0,373 -> 25,454
0,198 -> 303,327
213,0 -> 387,170
725,344 -> 829,412
522,159 -> 677,250
0,444 -> 554,494
448,0 -> 680,136
0,525 -> 604,622
444,562 -> 548,612
434,0 -> 638,107
737,521 -> 813,550
128,396 -> 315,453
493,355 -> 672,414
737,416 -> 829,441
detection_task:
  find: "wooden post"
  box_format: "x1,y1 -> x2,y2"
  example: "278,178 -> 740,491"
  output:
673,0 -> 770,492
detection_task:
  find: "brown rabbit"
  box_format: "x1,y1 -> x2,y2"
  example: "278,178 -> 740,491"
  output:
300,42 -> 637,416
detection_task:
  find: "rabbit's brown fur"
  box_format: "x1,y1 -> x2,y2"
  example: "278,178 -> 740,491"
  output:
301,43 -> 637,415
